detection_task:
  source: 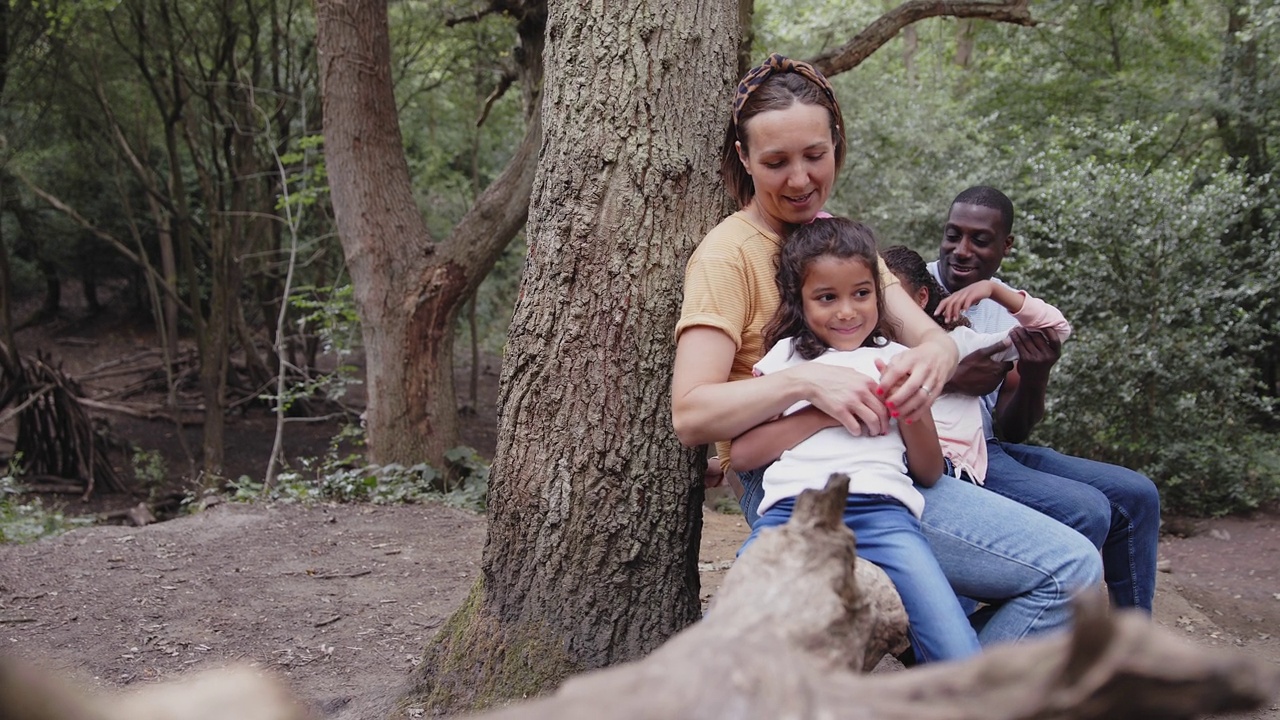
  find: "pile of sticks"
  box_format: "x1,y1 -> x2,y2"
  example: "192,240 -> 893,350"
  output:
1,352 -> 126,498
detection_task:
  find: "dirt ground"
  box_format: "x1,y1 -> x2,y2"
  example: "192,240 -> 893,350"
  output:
2,302 -> 1279,718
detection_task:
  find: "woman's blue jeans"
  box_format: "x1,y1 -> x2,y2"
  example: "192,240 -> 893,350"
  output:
743,495 -> 981,663
984,442 -> 1160,613
737,467 -> 1102,646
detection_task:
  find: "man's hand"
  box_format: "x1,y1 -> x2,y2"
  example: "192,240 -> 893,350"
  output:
945,340 -> 1013,397
1008,327 -> 1061,382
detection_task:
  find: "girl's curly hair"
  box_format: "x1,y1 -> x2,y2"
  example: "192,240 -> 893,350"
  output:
763,217 -> 887,361
880,245 -> 970,333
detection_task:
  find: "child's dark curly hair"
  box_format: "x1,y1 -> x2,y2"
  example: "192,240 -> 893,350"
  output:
880,245 -> 969,333
763,217 -> 887,360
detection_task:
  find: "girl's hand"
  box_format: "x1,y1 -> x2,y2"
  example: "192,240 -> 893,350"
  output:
875,333 -> 958,421
791,362 -> 890,437
936,280 -> 995,323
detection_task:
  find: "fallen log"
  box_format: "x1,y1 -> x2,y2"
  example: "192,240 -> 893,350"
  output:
0,657 -> 307,720
463,475 -> 1280,720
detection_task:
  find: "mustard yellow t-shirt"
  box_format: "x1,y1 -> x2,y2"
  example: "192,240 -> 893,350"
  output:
675,211 -> 899,470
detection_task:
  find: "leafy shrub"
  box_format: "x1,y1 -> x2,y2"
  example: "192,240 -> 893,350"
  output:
1,456 -> 95,543
227,424 -> 490,512
1004,122 -> 1280,515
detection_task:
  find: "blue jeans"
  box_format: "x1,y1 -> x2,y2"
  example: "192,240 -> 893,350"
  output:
984,442 -> 1161,612
743,495 -> 981,664
737,468 -> 1102,645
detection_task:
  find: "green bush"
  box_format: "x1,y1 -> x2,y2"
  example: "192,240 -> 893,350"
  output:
1,457 -> 95,543
1004,122 -> 1280,515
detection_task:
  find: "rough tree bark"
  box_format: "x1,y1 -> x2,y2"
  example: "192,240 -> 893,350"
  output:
402,0 -> 740,710
316,0 -> 544,474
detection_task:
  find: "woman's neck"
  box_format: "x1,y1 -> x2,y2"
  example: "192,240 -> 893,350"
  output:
740,202 -> 784,237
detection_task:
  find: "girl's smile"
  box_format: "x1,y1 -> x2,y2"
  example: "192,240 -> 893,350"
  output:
801,256 -> 878,352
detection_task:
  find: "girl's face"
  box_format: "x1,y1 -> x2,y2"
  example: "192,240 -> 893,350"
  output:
737,102 -> 836,233
801,255 -> 877,351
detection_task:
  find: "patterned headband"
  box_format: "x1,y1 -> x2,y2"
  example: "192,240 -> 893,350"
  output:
732,53 -> 839,130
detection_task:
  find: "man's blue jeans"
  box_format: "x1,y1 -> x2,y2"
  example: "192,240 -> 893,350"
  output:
984,441 -> 1161,612
743,495 -> 981,663
737,468 -> 1102,645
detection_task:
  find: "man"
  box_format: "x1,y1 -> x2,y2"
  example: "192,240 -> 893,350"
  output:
929,185 -> 1160,613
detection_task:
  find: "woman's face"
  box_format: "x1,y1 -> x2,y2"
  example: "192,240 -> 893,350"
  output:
737,102 -> 836,232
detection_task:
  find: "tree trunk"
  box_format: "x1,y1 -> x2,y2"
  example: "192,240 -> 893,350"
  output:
316,0 -> 543,473
405,0 -> 740,711
316,0 -> 459,470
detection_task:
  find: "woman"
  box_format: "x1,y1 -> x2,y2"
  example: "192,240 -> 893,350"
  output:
670,54 -> 1101,646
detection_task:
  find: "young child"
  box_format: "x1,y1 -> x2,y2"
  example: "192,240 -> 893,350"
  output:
732,217 -> 980,664
879,245 -> 1072,485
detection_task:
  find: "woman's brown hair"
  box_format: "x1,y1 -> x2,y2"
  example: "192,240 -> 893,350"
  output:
720,55 -> 846,209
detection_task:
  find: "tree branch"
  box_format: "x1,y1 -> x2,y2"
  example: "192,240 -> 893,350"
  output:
810,0 -> 1037,77
441,102 -> 542,295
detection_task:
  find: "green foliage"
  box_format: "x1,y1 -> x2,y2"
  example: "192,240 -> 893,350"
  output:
1004,121 -> 1280,515
442,446 -> 489,511
0,454 -> 94,544
228,423 -> 490,512
130,448 -> 168,499
264,283 -> 363,412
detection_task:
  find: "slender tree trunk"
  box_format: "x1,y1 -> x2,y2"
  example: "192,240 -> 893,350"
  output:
317,0 -> 541,474
316,0 -> 458,471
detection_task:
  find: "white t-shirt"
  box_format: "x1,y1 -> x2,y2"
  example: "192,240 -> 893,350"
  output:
752,338 -> 925,518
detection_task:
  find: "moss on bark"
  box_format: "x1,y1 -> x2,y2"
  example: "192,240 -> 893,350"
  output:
395,579 -> 581,717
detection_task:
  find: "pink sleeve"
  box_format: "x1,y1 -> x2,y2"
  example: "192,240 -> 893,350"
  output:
1012,292 -> 1073,343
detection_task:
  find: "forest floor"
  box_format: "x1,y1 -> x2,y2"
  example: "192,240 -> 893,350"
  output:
1,301 -> 1279,719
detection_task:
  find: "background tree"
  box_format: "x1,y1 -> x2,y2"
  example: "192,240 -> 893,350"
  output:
316,0 -> 543,477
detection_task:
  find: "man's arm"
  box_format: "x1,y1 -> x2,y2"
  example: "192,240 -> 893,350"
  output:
944,348 -> 1012,397
992,327 -> 1061,442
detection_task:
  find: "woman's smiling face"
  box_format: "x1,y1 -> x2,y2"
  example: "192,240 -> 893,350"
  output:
737,101 -> 836,233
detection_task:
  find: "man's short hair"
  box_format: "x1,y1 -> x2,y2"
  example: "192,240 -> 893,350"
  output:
952,186 -> 1014,236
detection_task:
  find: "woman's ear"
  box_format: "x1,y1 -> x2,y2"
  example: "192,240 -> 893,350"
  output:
736,141 -> 750,174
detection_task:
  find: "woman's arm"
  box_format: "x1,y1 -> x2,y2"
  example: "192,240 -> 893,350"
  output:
876,282 -> 960,420
671,328 -> 891,446
730,406 -> 839,472
898,411 -> 944,488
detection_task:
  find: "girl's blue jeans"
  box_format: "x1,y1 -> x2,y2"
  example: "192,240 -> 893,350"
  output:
742,495 -> 981,664
737,468 -> 1102,647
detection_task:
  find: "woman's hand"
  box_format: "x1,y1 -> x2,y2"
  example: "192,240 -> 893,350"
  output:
789,361 -> 890,437
875,332 -> 958,420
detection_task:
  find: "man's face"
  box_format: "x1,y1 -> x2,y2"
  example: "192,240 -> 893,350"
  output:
938,202 -> 1013,291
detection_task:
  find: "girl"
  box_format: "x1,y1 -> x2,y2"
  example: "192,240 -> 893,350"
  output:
880,245 -> 1072,485
733,217 -> 981,664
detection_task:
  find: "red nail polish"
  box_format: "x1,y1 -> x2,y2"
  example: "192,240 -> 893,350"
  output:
891,410 -> 900,418
876,387 -> 884,396
905,418 -> 913,425
886,400 -> 896,410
